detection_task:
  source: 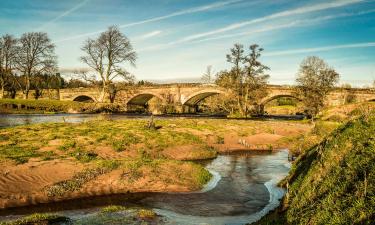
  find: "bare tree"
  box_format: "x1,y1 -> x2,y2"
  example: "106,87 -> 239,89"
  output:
15,32 -> 57,99
80,26 -> 136,102
201,65 -> 214,84
295,56 -> 339,119
0,34 -> 17,98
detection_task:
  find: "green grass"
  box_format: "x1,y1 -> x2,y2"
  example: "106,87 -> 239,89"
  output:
101,205 -> 127,213
0,118 -> 308,164
137,209 -> 156,219
1,213 -> 70,225
256,111 -> 375,225
45,165 -> 113,197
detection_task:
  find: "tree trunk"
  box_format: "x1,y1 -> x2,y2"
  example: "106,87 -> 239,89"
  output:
0,80 -> 4,99
99,81 -> 107,102
24,75 -> 30,99
24,88 -> 29,99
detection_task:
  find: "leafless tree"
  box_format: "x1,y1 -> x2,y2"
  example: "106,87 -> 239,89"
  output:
0,34 -> 18,98
201,65 -> 214,84
15,32 -> 57,99
80,26 -> 136,102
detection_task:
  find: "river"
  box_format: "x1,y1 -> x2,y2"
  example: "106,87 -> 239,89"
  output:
0,114 -> 291,224
0,113 -> 303,127
0,151 -> 289,225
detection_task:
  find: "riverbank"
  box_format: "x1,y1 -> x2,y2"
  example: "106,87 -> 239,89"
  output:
0,118 -> 310,210
0,99 -> 125,114
253,104 -> 375,224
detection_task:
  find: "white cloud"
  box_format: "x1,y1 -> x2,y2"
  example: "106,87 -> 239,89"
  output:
137,30 -> 162,40
55,0 -> 243,43
192,9 -> 375,43
177,0 -> 364,43
138,0 -> 366,52
264,42 -> 375,56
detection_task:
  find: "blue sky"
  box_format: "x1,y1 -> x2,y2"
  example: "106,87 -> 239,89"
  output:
1,0 -> 374,86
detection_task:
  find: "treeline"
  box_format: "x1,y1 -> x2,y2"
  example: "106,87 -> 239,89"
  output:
0,33 -> 58,99
0,26 -> 139,102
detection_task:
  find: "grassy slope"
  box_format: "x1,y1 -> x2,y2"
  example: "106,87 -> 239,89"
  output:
256,112 -> 375,224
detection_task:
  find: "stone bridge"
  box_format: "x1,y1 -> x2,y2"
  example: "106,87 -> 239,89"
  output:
58,84 -> 375,113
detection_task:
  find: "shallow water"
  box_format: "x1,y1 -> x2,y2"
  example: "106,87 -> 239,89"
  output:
0,150 -> 290,225
0,113 -> 146,127
0,113 -> 303,128
141,150 -> 290,225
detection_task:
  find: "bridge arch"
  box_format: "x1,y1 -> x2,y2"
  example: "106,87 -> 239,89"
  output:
260,94 -> 301,106
126,92 -> 165,106
72,95 -> 95,103
260,94 -> 302,115
182,89 -> 225,107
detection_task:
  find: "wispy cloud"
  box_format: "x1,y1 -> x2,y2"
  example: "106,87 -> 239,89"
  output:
176,0 -> 364,43
193,9 -> 375,43
55,0 -> 243,43
137,30 -> 162,40
37,0 -> 91,31
138,0 -> 366,52
264,42 -> 375,56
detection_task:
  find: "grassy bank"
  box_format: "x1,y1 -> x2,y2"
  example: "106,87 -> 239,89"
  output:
0,98 -> 125,114
255,109 -> 375,224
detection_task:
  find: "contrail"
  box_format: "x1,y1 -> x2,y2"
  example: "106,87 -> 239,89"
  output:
55,0 -> 243,43
192,9 -> 375,43
176,0 -> 364,43
138,0 -> 366,52
138,30 -> 162,40
37,0 -> 91,31
264,42 -> 375,56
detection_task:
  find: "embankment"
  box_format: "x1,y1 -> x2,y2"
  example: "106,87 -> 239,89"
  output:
254,111 -> 375,224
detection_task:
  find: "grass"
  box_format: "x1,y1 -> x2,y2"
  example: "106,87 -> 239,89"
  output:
1,213 -> 70,225
101,205 -> 127,213
255,110 -> 375,225
0,117 -> 309,164
137,209 -> 156,219
45,162 -> 115,197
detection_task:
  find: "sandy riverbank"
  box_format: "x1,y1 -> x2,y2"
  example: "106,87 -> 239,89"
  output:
0,118 -> 311,210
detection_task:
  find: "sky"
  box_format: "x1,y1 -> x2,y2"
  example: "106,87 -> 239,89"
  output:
0,0 -> 375,86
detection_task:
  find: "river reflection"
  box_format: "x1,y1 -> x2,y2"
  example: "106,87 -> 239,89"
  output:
142,151 -> 290,225
54,151 -> 289,225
